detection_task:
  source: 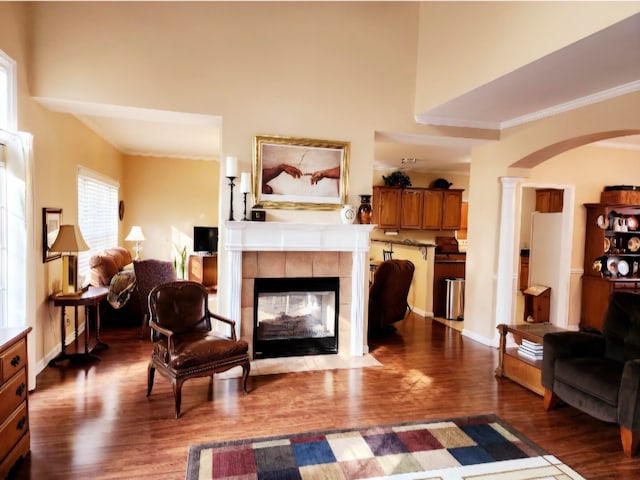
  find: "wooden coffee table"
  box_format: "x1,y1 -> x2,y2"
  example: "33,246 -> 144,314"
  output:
495,323 -> 566,395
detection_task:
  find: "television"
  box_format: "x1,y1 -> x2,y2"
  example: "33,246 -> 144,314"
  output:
193,226 -> 218,254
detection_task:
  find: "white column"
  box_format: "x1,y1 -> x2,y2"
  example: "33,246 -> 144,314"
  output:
495,177 -> 523,336
227,249 -> 243,339
350,249 -> 368,356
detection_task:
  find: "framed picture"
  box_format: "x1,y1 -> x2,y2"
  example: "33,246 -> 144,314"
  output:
253,135 -> 350,210
43,208 -> 62,263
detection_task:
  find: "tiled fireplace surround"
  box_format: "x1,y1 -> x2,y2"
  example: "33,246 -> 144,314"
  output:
225,222 -> 376,359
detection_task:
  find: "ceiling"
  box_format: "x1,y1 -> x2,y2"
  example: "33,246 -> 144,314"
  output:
38,13 -> 640,174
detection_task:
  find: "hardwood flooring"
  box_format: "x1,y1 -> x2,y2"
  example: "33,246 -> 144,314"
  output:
14,313 -> 640,479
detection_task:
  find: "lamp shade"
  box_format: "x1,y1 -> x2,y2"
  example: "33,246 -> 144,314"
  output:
49,225 -> 89,253
125,226 -> 146,242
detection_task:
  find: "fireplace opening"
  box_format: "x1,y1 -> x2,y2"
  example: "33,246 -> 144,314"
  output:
253,277 -> 339,359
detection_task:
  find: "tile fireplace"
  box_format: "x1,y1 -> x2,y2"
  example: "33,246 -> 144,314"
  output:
224,221 -> 376,358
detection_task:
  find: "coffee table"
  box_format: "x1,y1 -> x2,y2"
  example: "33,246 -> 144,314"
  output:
495,323 -> 566,395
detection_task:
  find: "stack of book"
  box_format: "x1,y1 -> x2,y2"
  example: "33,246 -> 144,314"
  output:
517,338 -> 544,361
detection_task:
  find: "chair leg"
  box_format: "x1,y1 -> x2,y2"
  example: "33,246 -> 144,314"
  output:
543,388 -> 559,411
620,426 -> 640,457
173,378 -> 184,418
207,375 -> 214,401
242,362 -> 251,394
147,365 -> 155,397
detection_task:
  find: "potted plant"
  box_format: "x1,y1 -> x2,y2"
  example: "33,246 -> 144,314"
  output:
382,171 -> 412,188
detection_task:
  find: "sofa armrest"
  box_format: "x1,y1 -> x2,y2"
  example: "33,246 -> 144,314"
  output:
619,359 -> 640,431
542,332 -> 605,389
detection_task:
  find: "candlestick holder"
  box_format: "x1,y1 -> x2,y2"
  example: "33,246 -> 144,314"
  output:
242,192 -> 249,221
227,176 -> 237,221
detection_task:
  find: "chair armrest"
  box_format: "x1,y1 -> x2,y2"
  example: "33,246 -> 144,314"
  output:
619,359 -> 640,431
209,311 -> 238,341
542,332 -> 605,389
149,319 -> 175,349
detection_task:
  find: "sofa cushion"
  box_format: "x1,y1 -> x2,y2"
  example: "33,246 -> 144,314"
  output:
105,246 -> 133,270
107,270 -> 137,309
555,357 -> 623,407
89,254 -> 119,287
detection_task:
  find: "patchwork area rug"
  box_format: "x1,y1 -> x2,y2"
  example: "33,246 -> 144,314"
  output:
186,414 -> 585,480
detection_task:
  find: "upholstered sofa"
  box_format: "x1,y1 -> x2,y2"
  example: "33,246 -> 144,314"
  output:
89,246 -> 142,323
542,291 -> 640,456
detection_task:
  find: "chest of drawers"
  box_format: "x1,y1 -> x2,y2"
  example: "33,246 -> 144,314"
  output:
0,327 -> 31,480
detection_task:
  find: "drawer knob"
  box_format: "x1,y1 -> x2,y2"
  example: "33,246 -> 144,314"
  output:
16,382 -> 26,397
17,415 -> 27,431
11,355 -> 21,367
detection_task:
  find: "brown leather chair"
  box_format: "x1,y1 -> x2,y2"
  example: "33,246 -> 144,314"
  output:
147,281 -> 250,417
133,259 -> 177,336
368,259 -> 415,334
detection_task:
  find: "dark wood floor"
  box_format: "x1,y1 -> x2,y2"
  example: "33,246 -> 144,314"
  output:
14,313 -> 640,479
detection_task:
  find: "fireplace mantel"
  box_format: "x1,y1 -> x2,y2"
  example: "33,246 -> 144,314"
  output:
224,221 -> 376,356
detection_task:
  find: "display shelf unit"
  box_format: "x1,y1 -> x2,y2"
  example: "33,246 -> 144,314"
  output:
582,203 -> 640,331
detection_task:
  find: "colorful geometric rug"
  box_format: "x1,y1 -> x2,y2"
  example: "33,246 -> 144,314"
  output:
186,414 -> 585,479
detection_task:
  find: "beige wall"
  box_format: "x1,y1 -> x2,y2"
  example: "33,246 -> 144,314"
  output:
121,155 -> 219,263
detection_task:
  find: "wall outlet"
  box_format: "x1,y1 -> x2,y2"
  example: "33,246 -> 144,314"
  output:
65,316 -> 70,327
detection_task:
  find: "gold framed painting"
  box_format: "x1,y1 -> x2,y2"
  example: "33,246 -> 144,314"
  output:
253,135 -> 350,210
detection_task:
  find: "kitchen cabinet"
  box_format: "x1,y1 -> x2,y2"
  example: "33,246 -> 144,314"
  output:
372,186 -> 401,229
373,186 -> 463,231
581,203 -> 640,331
433,253 -> 466,317
536,189 -> 564,213
400,189 -> 423,229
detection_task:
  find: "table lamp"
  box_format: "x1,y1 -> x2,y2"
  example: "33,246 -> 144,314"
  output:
125,225 -> 146,260
49,224 -> 90,294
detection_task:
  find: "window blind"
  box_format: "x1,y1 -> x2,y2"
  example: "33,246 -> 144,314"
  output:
77,167 -> 119,284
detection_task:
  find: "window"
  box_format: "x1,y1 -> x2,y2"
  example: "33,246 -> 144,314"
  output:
0,50 -> 16,131
0,160 -> 6,326
77,167 -> 119,284
0,50 -> 17,328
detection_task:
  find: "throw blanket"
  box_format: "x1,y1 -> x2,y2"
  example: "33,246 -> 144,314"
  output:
107,270 -> 136,309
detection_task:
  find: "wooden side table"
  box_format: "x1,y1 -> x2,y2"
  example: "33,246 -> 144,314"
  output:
495,323 -> 566,395
48,286 -> 109,366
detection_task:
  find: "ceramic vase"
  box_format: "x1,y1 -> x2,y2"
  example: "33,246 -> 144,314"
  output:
341,204 -> 356,224
357,195 -> 372,224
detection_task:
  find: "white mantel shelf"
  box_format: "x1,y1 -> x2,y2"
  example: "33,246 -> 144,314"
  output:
225,221 -> 375,252
224,221 -> 376,356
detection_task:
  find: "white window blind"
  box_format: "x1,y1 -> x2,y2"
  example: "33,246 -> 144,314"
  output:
77,167 -> 119,284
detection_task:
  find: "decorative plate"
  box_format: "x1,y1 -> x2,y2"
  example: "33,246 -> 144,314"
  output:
627,216 -> 639,231
597,214 -> 609,229
628,237 -> 640,252
606,256 -> 619,276
618,259 -> 630,276
604,238 -> 611,253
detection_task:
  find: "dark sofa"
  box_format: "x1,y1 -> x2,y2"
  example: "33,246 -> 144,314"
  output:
542,291 -> 640,456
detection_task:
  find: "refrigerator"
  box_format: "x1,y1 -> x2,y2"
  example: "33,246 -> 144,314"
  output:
527,211 -> 563,324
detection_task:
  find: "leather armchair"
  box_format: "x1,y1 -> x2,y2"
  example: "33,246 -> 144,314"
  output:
542,291 -> 640,456
147,281 -> 250,417
368,259 -> 415,334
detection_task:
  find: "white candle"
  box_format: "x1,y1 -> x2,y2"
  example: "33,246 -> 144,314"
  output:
226,156 -> 238,178
240,172 -> 252,193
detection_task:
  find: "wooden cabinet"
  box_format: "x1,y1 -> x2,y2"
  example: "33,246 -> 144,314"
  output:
372,186 -> 401,229
188,254 -> 218,293
519,253 -> 529,292
536,188 -> 564,213
441,190 -> 463,230
433,253 -> 466,317
373,186 -> 463,231
400,189 -> 423,229
0,327 -> 31,480
581,203 -> 640,331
